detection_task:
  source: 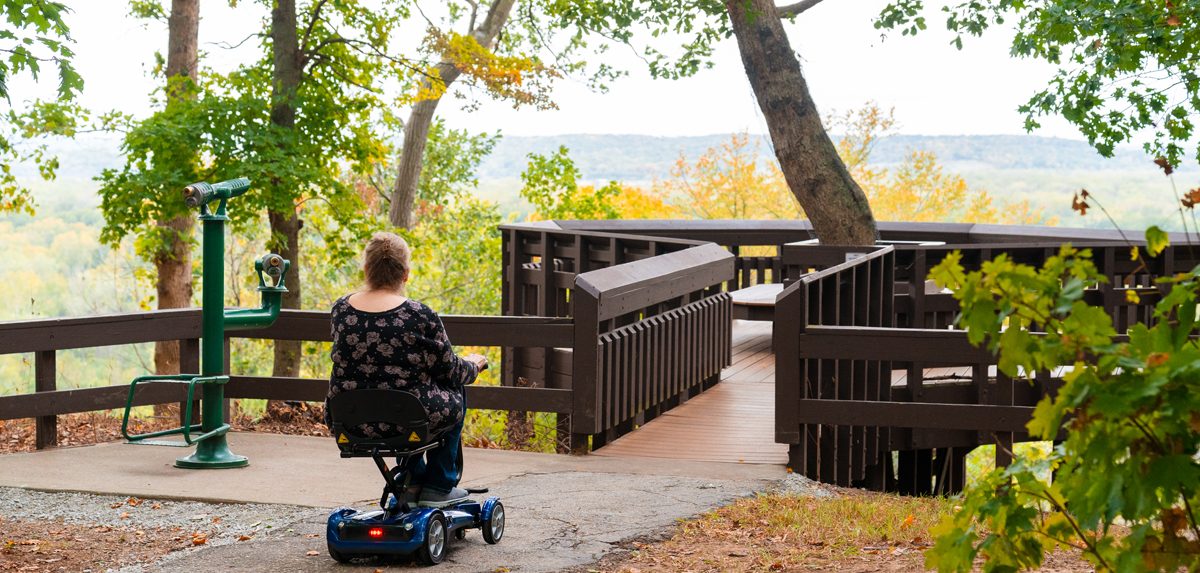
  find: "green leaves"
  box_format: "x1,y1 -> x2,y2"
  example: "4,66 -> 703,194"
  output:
519,146 -> 622,220
928,244 -> 1200,572
874,0 -> 1200,167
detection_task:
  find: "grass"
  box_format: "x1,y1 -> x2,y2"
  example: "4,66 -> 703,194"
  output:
599,491 -> 957,573
687,491 -> 955,557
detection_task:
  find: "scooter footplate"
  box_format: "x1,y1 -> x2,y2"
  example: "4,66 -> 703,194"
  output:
125,440 -> 190,447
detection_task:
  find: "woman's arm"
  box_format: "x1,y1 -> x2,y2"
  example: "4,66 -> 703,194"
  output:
425,312 -> 481,389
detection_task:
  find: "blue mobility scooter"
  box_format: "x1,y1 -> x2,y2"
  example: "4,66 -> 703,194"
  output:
325,389 -> 505,564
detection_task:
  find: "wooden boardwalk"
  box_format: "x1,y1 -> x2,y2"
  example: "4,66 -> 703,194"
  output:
592,320 -> 788,464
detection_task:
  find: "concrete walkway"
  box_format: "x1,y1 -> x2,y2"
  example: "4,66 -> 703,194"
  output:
0,432 -> 787,572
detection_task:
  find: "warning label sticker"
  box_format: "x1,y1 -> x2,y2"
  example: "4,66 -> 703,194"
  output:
409,432 -> 421,442
337,434 -> 349,444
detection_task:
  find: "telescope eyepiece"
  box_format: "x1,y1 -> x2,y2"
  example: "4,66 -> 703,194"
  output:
183,182 -> 215,208
264,254 -> 284,279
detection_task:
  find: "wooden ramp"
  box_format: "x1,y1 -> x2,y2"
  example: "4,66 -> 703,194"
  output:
592,320 -> 788,464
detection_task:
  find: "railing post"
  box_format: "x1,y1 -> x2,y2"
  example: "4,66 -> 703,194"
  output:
34,350 -> 56,449
570,281 -> 601,455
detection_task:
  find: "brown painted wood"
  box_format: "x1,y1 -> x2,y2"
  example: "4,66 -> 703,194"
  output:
35,350 -> 56,449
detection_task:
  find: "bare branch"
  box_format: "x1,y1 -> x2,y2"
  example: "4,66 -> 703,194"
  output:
465,0 -> 480,32
300,0 -> 332,55
206,32 -> 261,51
777,0 -> 827,17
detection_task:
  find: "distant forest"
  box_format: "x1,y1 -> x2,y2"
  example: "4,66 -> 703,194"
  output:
22,133 -> 1158,183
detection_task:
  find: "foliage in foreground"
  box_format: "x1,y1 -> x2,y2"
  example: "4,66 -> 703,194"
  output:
928,235 -> 1200,573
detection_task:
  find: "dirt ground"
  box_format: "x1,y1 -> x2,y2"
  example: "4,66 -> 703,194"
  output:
0,403 -> 329,456
0,516 -> 228,572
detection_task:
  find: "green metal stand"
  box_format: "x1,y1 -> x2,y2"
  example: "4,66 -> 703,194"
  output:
120,177 -> 290,469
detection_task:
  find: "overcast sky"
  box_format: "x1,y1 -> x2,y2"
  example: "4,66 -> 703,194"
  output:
19,0 -> 1084,140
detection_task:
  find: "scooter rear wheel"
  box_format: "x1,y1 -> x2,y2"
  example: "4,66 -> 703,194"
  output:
417,512 -> 448,565
482,502 -> 505,544
327,541 -> 350,563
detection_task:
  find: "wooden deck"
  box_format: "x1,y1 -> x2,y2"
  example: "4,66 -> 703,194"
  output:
592,320 -> 788,464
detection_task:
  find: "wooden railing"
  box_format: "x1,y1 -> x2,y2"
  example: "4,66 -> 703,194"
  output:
0,310 -> 572,449
500,222 -> 735,452
774,232 -> 1196,495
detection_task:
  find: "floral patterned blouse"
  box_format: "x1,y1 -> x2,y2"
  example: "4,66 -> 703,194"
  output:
324,295 -> 479,438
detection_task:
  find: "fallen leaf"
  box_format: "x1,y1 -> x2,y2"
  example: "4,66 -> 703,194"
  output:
120,512 -> 130,519
151,504 -> 163,510
902,514 -> 915,528
306,550 -> 319,556
303,533 -> 320,538
110,503 -> 124,509
135,531 -> 145,536
126,497 -> 143,507
239,535 -> 253,541
729,552 -> 748,557
192,536 -> 207,546
633,542 -> 649,548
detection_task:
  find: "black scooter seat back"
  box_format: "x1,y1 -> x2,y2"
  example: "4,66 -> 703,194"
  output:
327,389 -> 431,454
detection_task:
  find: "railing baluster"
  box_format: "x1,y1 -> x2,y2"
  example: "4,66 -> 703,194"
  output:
34,350 -> 56,449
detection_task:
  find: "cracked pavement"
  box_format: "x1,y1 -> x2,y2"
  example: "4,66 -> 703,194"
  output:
139,472 -> 776,572
0,432 -> 785,572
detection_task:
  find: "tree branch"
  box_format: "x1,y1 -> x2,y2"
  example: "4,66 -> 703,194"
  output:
300,0 -> 331,56
777,0 -> 827,17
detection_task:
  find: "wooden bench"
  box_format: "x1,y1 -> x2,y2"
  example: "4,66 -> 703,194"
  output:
731,283 -> 784,321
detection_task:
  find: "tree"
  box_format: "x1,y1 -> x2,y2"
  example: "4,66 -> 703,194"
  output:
828,103 -> 1056,226
658,133 -> 799,220
0,0 -> 85,215
385,0 -> 580,229
875,0 -> 1200,168
546,0 -> 879,245
119,0 -> 201,386
99,0 -> 412,381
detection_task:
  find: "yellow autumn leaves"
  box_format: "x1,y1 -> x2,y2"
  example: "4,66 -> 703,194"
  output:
534,103 -> 1056,226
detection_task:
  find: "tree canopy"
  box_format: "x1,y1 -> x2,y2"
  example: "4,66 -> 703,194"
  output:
878,0 -> 1200,167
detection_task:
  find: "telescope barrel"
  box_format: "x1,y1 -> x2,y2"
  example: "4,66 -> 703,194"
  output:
212,177 -> 251,198
183,178 -> 252,208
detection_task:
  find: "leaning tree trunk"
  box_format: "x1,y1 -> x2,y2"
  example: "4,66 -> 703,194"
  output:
153,0 -> 199,419
387,64 -> 460,229
268,0 -> 305,386
387,0 -> 517,229
723,0 -> 877,246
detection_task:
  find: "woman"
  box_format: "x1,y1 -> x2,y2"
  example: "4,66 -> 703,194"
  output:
324,232 -> 487,508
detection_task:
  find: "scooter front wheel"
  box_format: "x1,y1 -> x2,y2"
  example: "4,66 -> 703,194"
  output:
482,502 -> 505,544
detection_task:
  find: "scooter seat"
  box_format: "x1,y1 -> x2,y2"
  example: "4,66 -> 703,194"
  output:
327,389 -> 437,457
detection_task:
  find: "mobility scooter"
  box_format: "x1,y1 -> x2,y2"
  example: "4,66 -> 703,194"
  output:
325,389 -> 505,564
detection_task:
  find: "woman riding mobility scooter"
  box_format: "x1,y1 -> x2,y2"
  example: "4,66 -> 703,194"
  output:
324,388 -> 505,564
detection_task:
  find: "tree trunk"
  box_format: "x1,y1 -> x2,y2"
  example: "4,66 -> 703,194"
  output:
387,0 -> 517,229
723,0 -> 877,246
387,65 -> 460,229
153,0 -> 199,419
268,0 -> 305,383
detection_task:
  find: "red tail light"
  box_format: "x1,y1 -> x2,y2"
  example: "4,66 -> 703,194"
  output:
368,528 -> 384,538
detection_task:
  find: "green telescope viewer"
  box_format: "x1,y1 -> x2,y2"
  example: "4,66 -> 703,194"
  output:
121,177 -> 289,469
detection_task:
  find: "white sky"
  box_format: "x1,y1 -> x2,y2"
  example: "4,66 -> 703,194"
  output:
20,0 -> 1083,140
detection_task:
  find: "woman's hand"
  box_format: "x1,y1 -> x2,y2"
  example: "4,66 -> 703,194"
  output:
464,353 -> 488,371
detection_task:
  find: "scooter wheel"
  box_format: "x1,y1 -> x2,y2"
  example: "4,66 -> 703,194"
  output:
327,541 -> 350,564
482,502 -> 505,545
417,512 -> 448,565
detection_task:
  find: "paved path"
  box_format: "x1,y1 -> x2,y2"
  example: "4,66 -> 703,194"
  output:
593,320 -> 788,464
0,432 -> 786,572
